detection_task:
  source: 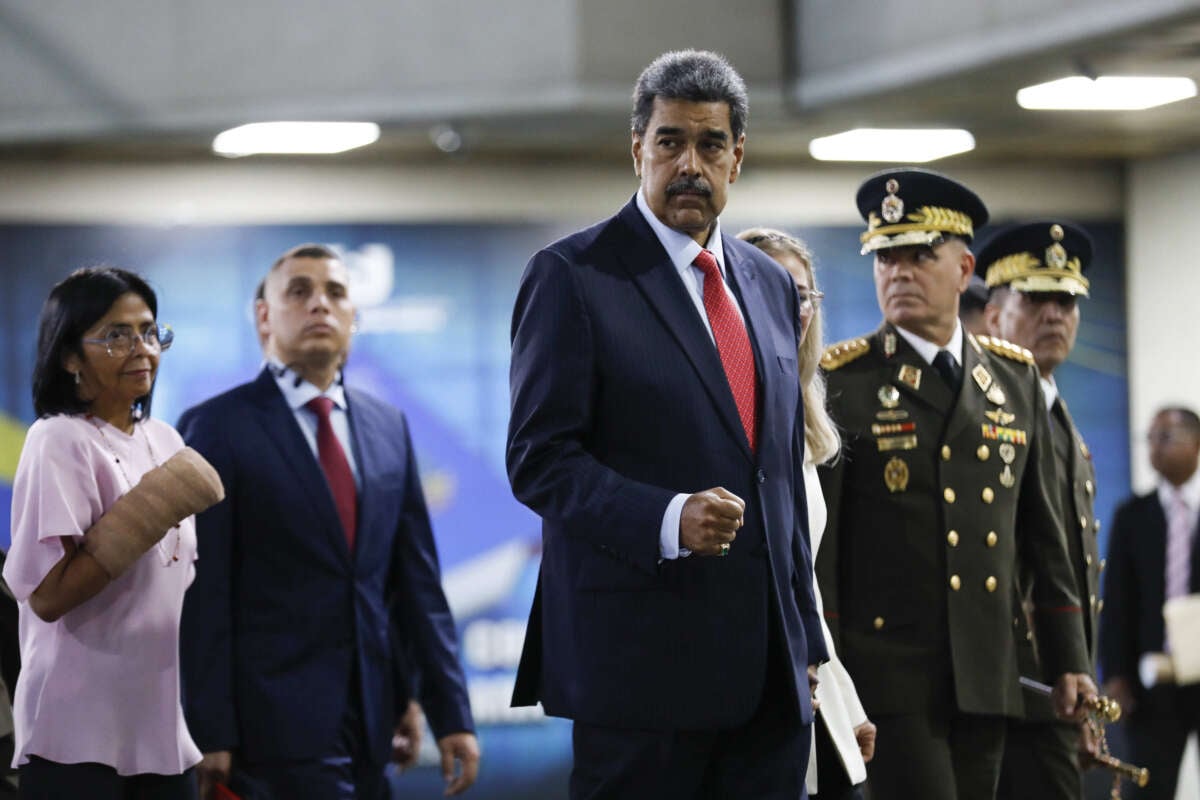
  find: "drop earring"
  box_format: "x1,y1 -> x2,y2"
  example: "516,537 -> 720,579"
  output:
73,372 -> 81,385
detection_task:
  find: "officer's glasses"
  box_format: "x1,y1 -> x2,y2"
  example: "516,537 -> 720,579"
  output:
82,324 -> 174,358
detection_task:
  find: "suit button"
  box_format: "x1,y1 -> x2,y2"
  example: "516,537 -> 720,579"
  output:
986,531 -> 998,548
950,574 -> 962,591
874,617 -> 885,630
756,469 -> 766,484
981,487 -> 995,504
944,487 -> 956,503
947,530 -> 960,547
977,445 -> 990,461
985,576 -> 998,592
941,445 -> 952,461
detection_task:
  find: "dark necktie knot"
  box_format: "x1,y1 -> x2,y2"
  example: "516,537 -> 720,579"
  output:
932,349 -> 962,393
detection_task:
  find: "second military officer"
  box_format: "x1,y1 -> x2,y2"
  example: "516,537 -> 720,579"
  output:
983,221 -> 1102,800
817,169 -> 1096,800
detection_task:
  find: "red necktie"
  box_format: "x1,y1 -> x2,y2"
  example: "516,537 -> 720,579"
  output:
306,397 -> 357,550
693,249 -> 758,452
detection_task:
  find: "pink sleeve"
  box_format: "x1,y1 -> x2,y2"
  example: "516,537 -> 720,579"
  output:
3,418 -> 105,601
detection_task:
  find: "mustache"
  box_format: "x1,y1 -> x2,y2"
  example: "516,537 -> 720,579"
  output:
666,177 -> 712,198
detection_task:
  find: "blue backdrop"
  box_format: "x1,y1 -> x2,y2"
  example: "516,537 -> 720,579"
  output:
0,216 -> 1127,798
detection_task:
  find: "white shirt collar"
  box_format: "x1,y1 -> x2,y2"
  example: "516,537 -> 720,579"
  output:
1160,466 -> 1200,512
267,358 -> 349,412
1040,375 -> 1059,412
636,189 -> 727,280
894,320 -> 964,367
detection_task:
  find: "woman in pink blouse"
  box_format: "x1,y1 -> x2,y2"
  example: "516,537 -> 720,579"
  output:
4,268 -> 223,799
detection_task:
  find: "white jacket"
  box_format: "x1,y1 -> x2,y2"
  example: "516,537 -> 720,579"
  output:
804,461 -> 869,794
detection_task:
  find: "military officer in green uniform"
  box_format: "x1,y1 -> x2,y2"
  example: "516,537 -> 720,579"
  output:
817,169 -> 1097,800
983,222 -> 1102,800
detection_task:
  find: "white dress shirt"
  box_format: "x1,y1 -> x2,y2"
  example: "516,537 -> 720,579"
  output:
894,321 -> 964,369
633,189 -> 743,560
268,359 -> 361,488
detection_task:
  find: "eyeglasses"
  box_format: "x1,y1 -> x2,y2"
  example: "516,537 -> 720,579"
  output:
82,324 -> 174,358
799,290 -> 825,312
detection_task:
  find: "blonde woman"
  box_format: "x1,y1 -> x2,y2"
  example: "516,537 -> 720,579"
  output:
739,228 -> 876,800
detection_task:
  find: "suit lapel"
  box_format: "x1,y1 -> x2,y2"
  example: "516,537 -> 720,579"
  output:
614,202 -> 753,461
248,369 -> 352,564
344,390 -> 380,569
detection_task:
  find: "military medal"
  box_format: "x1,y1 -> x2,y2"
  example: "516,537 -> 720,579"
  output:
897,364 -> 921,390
878,385 -> 900,409
877,435 -> 918,452
999,443 -> 1016,464
883,456 -> 909,493
875,409 -> 909,421
986,384 -> 1007,405
883,331 -> 897,358
1000,465 -> 1016,488
985,408 -> 1016,425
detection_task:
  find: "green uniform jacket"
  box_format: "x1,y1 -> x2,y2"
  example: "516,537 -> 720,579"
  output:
817,323 -> 1089,718
1015,395 -> 1101,722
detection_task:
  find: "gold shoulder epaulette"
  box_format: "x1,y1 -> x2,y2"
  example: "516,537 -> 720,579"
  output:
821,337 -> 870,370
975,334 -> 1035,366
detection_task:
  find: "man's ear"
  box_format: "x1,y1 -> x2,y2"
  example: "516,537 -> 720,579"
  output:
631,131 -> 643,178
729,133 -> 745,184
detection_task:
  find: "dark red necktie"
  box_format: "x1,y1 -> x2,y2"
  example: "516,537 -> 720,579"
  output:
306,396 -> 357,550
693,249 -> 758,452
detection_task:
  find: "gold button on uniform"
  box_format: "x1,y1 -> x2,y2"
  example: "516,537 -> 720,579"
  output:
950,575 -> 962,591
941,445 -> 952,461
986,531 -> 998,548
977,445 -> 990,461
1089,594 -> 1097,608
1100,559 -> 1107,572
947,530 -> 960,547
982,487 -> 994,504
1097,599 -> 1105,612
1086,553 -> 1093,566
985,576 -> 997,592
944,488 -> 956,503
1085,479 -> 1094,496
1079,515 -> 1088,530
1094,519 -> 1101,533
874,617 -> 885,630
1026,631 -> 1034,641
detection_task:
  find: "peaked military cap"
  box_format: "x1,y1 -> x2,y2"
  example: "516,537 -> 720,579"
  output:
976,220 -> 1092,298
856,168 -> 989,254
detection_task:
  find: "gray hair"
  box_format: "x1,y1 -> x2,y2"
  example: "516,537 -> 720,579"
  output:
631,50 -> 749,141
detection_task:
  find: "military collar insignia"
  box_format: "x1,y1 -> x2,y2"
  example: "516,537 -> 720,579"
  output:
986,384 -> 1007,405
883,331 -> 897,358
897,364 -> 922,390
971,364 -> 993,393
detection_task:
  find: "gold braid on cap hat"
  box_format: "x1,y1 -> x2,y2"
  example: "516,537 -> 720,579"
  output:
861,206 -> 975,244
984,252 -> 1089,293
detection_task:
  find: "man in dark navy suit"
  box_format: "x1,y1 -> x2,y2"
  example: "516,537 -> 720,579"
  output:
506,50 -> 827,800
179,244 -> 479,800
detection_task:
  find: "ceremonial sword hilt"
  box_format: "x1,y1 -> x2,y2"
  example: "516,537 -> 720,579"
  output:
1018,676 -> 1149,798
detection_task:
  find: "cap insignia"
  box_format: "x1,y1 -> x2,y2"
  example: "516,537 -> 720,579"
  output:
882,179 -> 905,224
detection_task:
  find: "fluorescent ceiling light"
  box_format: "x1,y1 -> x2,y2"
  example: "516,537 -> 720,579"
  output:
1017,76 -> 1197,110
213,122 -> 380,156
808,128 -> 975,163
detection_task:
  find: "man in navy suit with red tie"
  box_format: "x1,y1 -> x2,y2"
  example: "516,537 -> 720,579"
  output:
506,50 -> 827,799
179,244 -> 479,800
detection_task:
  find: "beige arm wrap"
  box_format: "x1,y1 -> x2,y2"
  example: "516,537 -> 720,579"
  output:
83,446 -> 225,579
